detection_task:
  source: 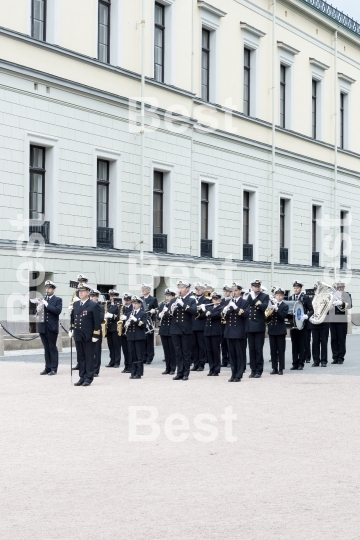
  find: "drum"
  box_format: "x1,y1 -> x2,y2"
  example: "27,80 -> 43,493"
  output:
293,300 -> 305,330
283,300 -> 296,327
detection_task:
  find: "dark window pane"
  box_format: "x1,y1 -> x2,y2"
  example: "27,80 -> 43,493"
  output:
32,0 -> 46,41
202,29 -> 210,102
155,3 -> 164,25
154,171 -> 163,191
201,182 -> 209,201
98,1 -> 110,63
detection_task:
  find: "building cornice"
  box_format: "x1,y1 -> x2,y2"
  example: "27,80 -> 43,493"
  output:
338,72 -> 356,84
197,1 -> 227,18
240,22 -> 266,38
277,41 -> 300,55
309,58 -> 330,70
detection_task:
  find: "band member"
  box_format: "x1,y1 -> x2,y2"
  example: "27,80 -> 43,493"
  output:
330,280 -> 352,365
202,292 -> 223,376
191,283 -> 208,372
290,281 -> 313,370
158,288 -> 177,375
311,319 -> 330,367
170,280 -> 197,381
141,283 -> 158,365
90,289 -> 104,377
267,288 -> 289,375
246,279 -> 269,378
69,274 -> 89,370
125,296 -> 147,379
220,285 -> 233,367
105,289 -> 122,368
69,283 -> 101,386
38,280 -> 63,376
223,283 -> 249,382
120,293 -> 133,373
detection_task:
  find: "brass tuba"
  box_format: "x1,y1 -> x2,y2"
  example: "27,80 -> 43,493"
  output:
310,281 -> 335,325
117,304 -> 124,336
101,300 -> 108,338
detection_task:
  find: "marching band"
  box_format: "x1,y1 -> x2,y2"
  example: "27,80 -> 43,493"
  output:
35,275 -> 353,386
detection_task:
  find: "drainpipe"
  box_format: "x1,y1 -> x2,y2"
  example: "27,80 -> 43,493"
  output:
140,0 -> 146,284
270,0 -> 276,287
334,29 -> 338,281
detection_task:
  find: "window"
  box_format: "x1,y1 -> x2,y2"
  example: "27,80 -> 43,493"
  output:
312,80 -> 317,139
280,199 -> 285,248
280,65 -> 286,128
312,206 -> 317,253
201,183 -> 209,240
29,146 -> 45,220
243,49 -> 251,116
243,191 -> 250,244
98,0 -> 110,64
154,3 -> 165,82
201,29 -> 210,102
340,210 -> 347,269
340,93 -> 345,150
31,0 -> 46,41
97,160 -> 109,228
153,171 -> 164,234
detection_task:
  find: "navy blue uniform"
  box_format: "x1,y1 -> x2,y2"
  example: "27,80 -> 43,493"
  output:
170,294 -> 197,378
38,295 -> 63,373
71,299 -> 102,384
106,302 -> 122,367
224,297 -> 249,380
158,301 -> 176,374
141,295 -> 158,364
267,302 -> 289,371
204,304 -> 223,375
330,292 -> 352,364
246,292 -> 269,376
121,304 -> 133,371
290,293 -> 314,369
94,303 -> 104,375
126,309 -> 147,377
192,295 -> 208,370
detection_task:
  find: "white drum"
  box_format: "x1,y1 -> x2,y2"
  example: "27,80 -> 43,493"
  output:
293,300 -> 305,330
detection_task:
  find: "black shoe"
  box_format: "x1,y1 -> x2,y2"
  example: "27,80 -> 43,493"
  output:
48,371 -> 57,376
173,375 -> 183,380
278,370 -> 283,375
321,362 -> 327,367
213,373 -> 219,376
94,374 -> 99,377
297,366 -> 304,370
233,378 -> 241,382
221,363 -> 228,367
305,359 -> 311,363
114,365 -> 120,368
290,366 -> 298,370
190,367 -> 198,371
228,377 -> 234,382
270,369 -> 278,375
254,373 -> 261,378
105,364 -> 115,368
123,369 -> 131,373
182,376 -> 189,381
133,375 -> 141,379
40,370 -> 49,375
207,372 -> 214,376
249,372 -> 255,378
146,361 -> 152,365
162,370 -> 170,375
129,375 -> 134,379
169,371 -> 175,375
312,362 -> 320,367
82,381 -> 91,386
73,365 -> 79,370
331,360 -> 338,364
338,360 -> 344,364
197,367 -> 204,372
74,380 -> 84,386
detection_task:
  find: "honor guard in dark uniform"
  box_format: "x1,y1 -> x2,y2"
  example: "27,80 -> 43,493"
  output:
191,283 -> 208,372
105,289 -> 122,368
330,280 -> 352,365
120,293 -> 133,373
290,281 -> 314,370
69,283 -> 102,386
90,289 -> 104,377
220,285 -> 233,367
203,292 -> 223,376
170,280 -> 197,380
267,287 -> 289,375
68,274 -> 89,371
38,280 -> 63,376
124,296 -> 147,379
141,283 -> 158,364
311,318 -> 330,367
246,279 -> 269,378
158,288 -> 177,375
223,283 -> 249,382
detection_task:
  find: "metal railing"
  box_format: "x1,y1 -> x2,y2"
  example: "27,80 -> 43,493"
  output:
97,227 -> 114,248
29,220 -> 50,244
300,0 -> 360,36
201,239 -> 212,258
280,247 -> 288,264
243,244 -> 253,261
312,251 -> 320,267
153,233 -> 167,253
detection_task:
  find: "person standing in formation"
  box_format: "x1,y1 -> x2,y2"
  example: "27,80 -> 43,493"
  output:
120,293 -> 133,373
202,291 -> 223,376
69,274 -> 89,371
70,283 -> 101,387
170,280 -> 197,381
89,289 -> 104,377
125,296 -> 147,379
220,285 -> 233,367
290,281 -> 313,371
267,287 -> 289,375
330,280 -> 352,365
223,283 -> 249,382
38,280 -> 63,376
140,284 -> 158,365
105,289 -> 122,369
158,288 -> 177,375
191,283 -> 208,372
246,279 -> 269,379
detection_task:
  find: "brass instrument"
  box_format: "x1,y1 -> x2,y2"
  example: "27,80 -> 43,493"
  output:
101,300 -> 108,338
117,303 -> 124,336
310,281 -> 336,325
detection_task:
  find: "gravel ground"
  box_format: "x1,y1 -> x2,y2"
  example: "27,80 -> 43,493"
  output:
0,337 -> 359,540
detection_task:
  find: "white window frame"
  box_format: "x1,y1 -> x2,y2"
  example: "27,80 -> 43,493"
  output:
240,23 -> 265,118
338,74 -> 354,151
94,0 -> 123,66
242,185 -> 259,261
309,59 -> 329,142
340,207 -> 351,269
311,202 -> 324,267
152,0 -> 176,86
24,132 -> 59,243
278,43 -> 299,130
27,0 -> 60,44
150,160 -> 175,253
92,148 -> 122,249
198,176 -> 219,258
279,194 -> 293,264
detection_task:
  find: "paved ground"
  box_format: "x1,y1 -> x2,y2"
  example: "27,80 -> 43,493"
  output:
0,336 -> 359,539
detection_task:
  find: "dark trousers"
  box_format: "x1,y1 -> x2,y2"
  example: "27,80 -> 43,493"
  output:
248,332 -> 265,375
75,340 -> 95,383
227,338 -> 246,379
269,334 -> 286,371
40,330 -> 59,372
192,330 -> 206,369
121,335 -> 131,370
290,328 -> 305,367
330,323 -> 347,362
128,340 -> 145,377
94,337 -> 102,375
143,332 -> 155,363
304,329 -> 311,361
161,335 -> 176,373
221,335 -> 229,364
107,331 -> 122,366
312,325 -> 330,364
204,335 -> 222,374
171,333 -> 192,377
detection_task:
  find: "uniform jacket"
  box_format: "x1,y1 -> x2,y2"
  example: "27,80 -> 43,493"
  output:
223,297 -> 249,339
71,299 -> 102,342
107,301 -> 120,333
169,294 -> 197,335
141,295 -> 159,320
125,309 -> 147,341
158,301 -> 173,337
38,295 -> 62,334
192,294 -> 208,332
204,304 -> 223,337
246,292 -> 269,333
290,293 -> 314,329
267,301 -> 289,336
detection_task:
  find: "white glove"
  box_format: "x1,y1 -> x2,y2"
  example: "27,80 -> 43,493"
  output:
68,305 -> 73,312
130,314 -> 137,322
230,301 -> 237,309
68,330 -> 73,338
42,299 -> 48,307
301,314 -> 308,321
105,313 -> 113,319
120,315 -> 127,321
177,299 -> 184,307
92,337 -> 98,343
274,304 -> 278,311
163,307 -> 168,313
200,304 -> 206,312
150,308 -> 156,314
333,300 -> 342,306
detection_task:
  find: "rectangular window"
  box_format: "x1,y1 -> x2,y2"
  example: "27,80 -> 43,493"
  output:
243,49 -> 251,117
153,171 -> 164,234
340,210 -> 347,269
243,191 -> 250,244
98,0 -> 110,64
97,159 -> 109,228
280,65 -> 286,128
280,198 -> 285,248
312,80 -> 317,139
154,3 -> 165,82
201,29 -> 210,102
29,146 -> 45,220
340,93 -> 345,150
201,182 -> 209,240
31,0 -> 46,41
312,205 -> 317,252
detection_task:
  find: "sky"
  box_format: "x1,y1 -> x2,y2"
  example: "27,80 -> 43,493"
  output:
331,0 -> 360,23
